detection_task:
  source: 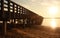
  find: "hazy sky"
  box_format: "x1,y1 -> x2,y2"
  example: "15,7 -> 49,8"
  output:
12,0 -> 60,18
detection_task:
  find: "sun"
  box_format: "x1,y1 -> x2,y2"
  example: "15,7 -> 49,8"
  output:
48,6 -> 58,16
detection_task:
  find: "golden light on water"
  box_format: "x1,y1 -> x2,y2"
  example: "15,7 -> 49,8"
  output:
50,19 -> 57,29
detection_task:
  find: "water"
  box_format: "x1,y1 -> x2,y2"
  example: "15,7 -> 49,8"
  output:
42,19 -> 60,27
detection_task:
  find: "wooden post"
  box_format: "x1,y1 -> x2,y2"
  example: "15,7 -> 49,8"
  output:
3,21 -> 7,36
1,0 -> 10,37
1,0 -> 5,36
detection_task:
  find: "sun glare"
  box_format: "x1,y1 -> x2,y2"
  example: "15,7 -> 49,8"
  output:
48,6 -> 58,17
50,19 -> 57,29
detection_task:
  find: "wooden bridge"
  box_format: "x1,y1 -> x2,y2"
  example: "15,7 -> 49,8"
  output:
0,0 -> 43,25
0,0 -> 43,36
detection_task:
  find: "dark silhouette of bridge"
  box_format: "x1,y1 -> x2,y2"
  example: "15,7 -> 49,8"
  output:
0,0 -> 43,36
0,0 -> 43,24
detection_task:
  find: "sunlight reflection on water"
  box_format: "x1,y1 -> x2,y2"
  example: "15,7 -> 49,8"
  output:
42,19 -> 60,28
50,19 -> 57,29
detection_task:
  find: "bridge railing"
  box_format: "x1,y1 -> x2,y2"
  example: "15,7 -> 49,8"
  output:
0,0 -> 10,20
0,0 -> 43,25
0,0 -> 25,20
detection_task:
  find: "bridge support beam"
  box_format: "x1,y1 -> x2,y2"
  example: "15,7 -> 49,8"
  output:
3,21 -> 7,35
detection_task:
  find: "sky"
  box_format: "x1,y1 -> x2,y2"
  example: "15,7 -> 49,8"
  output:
11,0 -> 60,18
